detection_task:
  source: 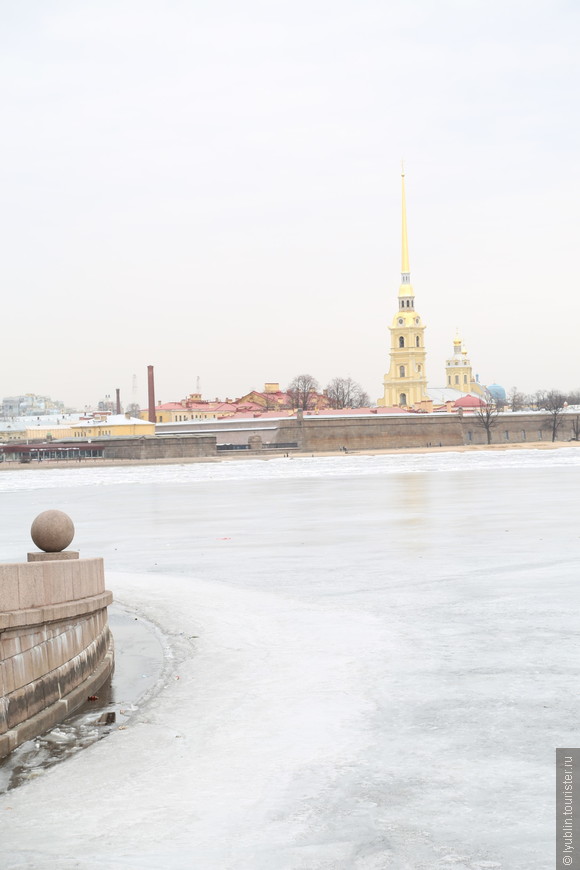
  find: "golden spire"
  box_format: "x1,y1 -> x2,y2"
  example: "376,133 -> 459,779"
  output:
398,164 -> 413,297
401,163 -> 410,276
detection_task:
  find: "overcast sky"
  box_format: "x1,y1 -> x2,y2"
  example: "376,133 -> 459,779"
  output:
0,0 -> 578,409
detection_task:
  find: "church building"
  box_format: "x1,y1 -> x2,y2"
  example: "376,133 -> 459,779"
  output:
377,171 -> 429,408
445,332 -> 485,397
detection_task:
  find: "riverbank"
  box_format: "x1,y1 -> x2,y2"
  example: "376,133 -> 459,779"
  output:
0,438 -> 578,471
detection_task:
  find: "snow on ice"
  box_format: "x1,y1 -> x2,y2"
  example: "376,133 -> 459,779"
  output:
1,449 -> 580,868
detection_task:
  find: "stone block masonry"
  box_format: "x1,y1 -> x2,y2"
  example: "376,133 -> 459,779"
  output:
0,516 -> 114,759
268,411 -> 574,452
101,434 -> 216,460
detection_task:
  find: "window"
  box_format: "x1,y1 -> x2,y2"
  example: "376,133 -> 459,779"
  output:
504,431 -> 510,441
416,336 -> 420,347
463,375 -> 467,384
467,431 -> 473,442
399,336 -> 405,348
448,376 -> 451,385
399,393 -> 407,405
417,364 -> 422,373
522,430 -> 526,441
454,375 -> 459,385
399,365 -> 405,377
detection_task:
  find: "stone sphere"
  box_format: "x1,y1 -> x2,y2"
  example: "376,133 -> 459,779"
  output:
31,510 -> 75,553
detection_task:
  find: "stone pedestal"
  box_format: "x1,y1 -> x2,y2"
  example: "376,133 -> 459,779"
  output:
27,551 -> 80,562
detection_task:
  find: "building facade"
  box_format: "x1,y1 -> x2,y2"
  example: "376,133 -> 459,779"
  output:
445,333 -> 485,397
0,415 -> 154,443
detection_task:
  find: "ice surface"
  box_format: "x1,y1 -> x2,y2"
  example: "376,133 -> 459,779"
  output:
0,450 -> 579,868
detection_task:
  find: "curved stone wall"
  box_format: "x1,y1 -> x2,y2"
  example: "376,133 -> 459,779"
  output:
0,557 -> 113,758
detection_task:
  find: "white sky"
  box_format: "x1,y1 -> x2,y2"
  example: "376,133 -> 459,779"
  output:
0,0 -> 578,409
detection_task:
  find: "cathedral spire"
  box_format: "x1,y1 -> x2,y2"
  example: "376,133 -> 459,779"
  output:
377,166 -> 428,408
399,166 -> 413,296
401,164 -> 410,281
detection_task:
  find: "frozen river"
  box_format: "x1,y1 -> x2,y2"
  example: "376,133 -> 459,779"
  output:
1,448 -> 579,869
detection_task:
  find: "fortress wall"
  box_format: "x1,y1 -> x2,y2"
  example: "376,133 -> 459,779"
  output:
0,557 -> 113,759
271,412 -> 578,451
459,412 -> 578,445
101,433 -> 216,460
274,415 -> 465,451
152,410 -> 579,453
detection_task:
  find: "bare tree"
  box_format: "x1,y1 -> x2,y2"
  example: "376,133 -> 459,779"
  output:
531,390 -> 547,411
508,387 -> 526,412
474,390 -> 501,444
325,377 -> 370,409
287,374 -> 320,410
536,390 -> 568,442
263,393 -> 280,411
571,416 -> 580,441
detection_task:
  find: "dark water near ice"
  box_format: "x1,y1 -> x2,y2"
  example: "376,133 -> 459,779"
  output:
0,606 -> 165,793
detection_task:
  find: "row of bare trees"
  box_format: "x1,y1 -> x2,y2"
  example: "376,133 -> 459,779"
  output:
476,388 -> 580,443
506,387 -> 580,413
284,377 -> 580,442
286,374 -> 370,411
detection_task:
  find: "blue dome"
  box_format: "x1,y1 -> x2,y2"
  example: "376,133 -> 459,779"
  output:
487,384 -> 507,402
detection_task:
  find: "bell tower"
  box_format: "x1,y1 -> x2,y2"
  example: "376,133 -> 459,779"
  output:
445,332 -> 485,396
378,170 -> 428,407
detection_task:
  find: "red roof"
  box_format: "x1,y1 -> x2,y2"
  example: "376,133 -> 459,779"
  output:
454,394 -> 485,409
233,409 -> 295,419
156,397 -> 412,419
312,407 -> 412,416
227,406 -> 410,420
236,390 -> 293,406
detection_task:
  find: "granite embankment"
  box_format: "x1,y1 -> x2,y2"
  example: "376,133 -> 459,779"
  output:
0,514 -> 114,758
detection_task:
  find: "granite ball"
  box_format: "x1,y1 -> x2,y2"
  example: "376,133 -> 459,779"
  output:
31,510 -> 75,553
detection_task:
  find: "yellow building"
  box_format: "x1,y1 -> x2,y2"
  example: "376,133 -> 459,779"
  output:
0,424 -> 27,442
140,399 -> 218,423
445,333 -> 485,397
378,171 -> 429,408
12,415 -> 156,441
68,415 -> 155,438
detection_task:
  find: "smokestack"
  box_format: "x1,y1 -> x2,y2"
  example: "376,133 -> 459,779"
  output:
115,388 -> 121,415
147,365 -> 156,423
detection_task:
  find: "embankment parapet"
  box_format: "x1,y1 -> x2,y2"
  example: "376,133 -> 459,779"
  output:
0,514 -> 114,759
